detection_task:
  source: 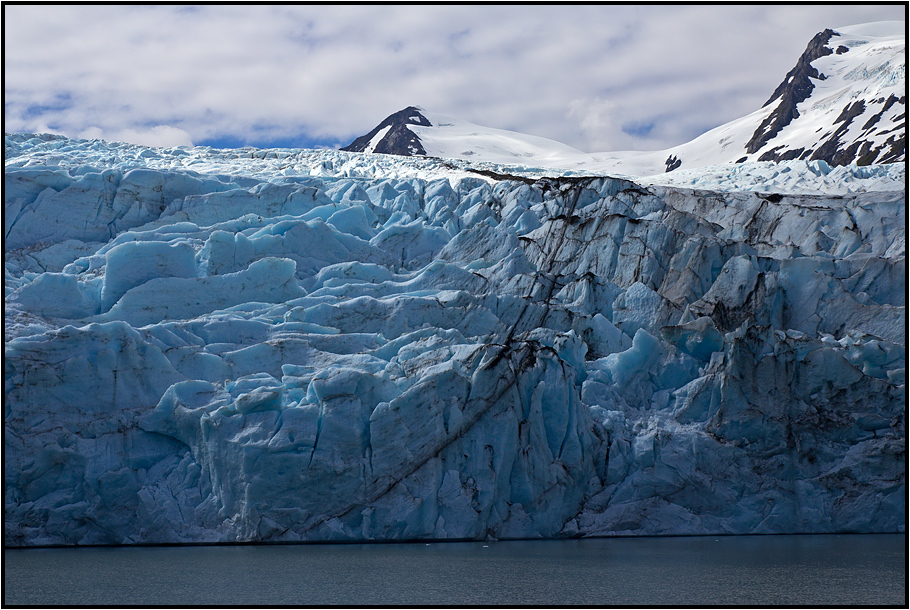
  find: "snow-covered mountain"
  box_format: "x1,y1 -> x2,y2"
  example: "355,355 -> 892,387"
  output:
5,131 -> 905,546
344,106 -> 588,164
341,106 -> 432,156
653,21 -> 906,172
343,22 -> 905,175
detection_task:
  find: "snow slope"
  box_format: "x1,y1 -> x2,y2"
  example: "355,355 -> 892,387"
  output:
5,133 -> 905,546
412,109 -> 587,164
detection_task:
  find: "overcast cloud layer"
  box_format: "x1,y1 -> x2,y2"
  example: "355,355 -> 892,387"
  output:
4,4 -> 905,151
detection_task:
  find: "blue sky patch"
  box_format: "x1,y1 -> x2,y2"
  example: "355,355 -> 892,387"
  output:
621,121 -> 656,138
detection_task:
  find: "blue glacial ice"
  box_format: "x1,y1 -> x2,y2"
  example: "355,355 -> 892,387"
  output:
4,133 -> 905,545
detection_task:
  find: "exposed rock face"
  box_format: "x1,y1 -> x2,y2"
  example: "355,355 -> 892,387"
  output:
814,94 -> 908,166
341,106 -> 431,156
4,137 -> 904,546
746,29 -> 837,155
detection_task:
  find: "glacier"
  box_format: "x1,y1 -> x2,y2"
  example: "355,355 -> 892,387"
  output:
4,133 -> 905,546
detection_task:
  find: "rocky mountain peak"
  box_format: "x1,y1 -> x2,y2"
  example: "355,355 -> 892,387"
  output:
341,106 -> 432,156
745,29 -> 837,155
742,25 -> 905,166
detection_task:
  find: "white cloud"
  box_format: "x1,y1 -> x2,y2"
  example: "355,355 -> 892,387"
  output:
77,125 -> 194,148
568,99 -> 623,151
3,4 -> 905,151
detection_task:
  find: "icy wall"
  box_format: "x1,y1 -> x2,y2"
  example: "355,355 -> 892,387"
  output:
4,135 -> 905,545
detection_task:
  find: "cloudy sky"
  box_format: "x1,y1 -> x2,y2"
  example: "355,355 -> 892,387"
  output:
4,4 -> 905,152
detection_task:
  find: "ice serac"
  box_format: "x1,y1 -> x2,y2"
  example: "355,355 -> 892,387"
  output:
4,133 -> 905,546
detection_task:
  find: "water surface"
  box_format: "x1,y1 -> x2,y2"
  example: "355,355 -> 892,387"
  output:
4,534 -> 905,605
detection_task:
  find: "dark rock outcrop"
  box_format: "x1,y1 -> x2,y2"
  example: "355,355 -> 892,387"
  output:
341,106 -> 431,156
745,29 -> 837,155
809,100 -> 868,166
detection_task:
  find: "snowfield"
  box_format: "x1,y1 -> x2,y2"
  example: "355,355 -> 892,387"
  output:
4,132 -> 906,546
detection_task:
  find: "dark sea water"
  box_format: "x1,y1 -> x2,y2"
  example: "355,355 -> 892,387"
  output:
4,534 -> 906,606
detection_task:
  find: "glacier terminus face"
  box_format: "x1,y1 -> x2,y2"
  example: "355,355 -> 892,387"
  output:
4,133 -> 905,545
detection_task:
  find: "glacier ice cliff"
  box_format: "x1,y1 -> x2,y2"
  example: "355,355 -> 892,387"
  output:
4,134 -> 905,545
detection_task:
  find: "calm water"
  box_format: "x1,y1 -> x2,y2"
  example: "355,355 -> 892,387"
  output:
4,534 -> 906,606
